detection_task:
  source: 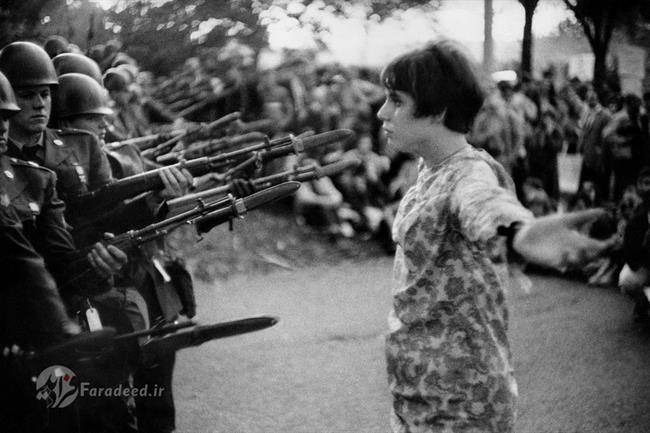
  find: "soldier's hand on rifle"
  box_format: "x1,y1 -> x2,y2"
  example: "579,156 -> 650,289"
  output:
158,166 -> 195,199
230,178 -> 255,198
88,235 -> 128,278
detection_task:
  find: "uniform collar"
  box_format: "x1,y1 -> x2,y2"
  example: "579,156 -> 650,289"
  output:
7,131 -> 44,152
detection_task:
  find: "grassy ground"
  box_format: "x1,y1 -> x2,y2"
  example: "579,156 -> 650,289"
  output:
169,203 -> 390,282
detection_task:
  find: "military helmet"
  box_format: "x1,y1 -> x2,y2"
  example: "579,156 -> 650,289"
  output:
0,41 -> 58,88
53,73 -> 113,119
111,52 -> 136,68
103,68 -> 131,92
53,53 -> 103,84
44,35 -> 69,58
0,71 -> 20,114
87,44 -> 105,64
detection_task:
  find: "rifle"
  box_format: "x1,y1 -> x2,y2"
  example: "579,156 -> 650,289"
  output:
141,111 -> 241,160
64,182 -> 300,287
167,159 -> 360,215
156,131 -> 268,165
140,316 -> 278,362
70,129 -> 352,214
27,316 -> 278,367
101,182 -> 298,249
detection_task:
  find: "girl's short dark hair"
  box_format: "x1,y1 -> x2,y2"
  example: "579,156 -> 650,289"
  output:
380,40 -> 484,133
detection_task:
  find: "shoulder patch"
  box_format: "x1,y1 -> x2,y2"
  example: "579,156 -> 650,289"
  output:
10,158 -> 56,175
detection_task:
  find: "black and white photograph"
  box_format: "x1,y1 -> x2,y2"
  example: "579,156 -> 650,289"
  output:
1,0 -> 650,432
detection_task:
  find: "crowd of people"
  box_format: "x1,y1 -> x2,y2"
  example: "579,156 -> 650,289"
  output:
0,30 -> 648,432
465,69 -> 650,324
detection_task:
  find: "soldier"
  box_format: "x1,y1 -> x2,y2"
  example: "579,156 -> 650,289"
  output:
103,67 -> 180,142
0,69 -> 127,433
0,67 -> 126,299
43,35 -> 69,59
0,202 -> 81,433
104,68 -> 152,140
0,77 -> 79,346
0,42 -> 115,234
52,68 -> 194,433
52,72 -> 193,231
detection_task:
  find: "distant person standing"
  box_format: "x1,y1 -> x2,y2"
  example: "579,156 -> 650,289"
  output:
603,94 -> 646,201
578,86 -> 612,201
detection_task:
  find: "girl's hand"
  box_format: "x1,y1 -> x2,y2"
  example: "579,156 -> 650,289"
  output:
513,209 -> 615,272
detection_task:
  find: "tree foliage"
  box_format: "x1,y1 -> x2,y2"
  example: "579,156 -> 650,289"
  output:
562,0 -> 645,88
39,1 -> 110,49
260,0 -> 441,49
105,0 -> 268,75
0,0 -> 64,47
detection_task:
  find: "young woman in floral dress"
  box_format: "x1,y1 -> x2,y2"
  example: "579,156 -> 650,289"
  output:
378,41 -> 611,433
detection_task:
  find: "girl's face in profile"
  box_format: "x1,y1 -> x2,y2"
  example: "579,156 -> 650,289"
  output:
377,89 -> 434,156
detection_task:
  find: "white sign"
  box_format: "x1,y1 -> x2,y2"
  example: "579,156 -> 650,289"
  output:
568,53 -> 595,81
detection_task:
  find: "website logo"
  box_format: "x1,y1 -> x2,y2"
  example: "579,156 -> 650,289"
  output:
35,364 -> 165,408
35,365 -> 78,408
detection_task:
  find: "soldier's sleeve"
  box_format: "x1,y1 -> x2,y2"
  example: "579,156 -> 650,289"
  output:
0,204 -> 73,348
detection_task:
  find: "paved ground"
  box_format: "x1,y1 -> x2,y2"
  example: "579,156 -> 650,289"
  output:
174,258 -> 650,433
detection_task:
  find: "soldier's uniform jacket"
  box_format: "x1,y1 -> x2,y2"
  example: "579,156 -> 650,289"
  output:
7,128 -> 113,200
6,128 -> 158,249
0,155 -> 110,296
0,187 -> 70,348
7,128 -> 113,238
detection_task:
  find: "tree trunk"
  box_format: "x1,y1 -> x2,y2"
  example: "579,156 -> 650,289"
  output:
592,43 -> 608,91
521,3 -> 536,76
483,0 -> 494,72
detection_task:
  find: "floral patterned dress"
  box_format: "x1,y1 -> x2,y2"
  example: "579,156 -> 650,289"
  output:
387,146 -> 534,433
